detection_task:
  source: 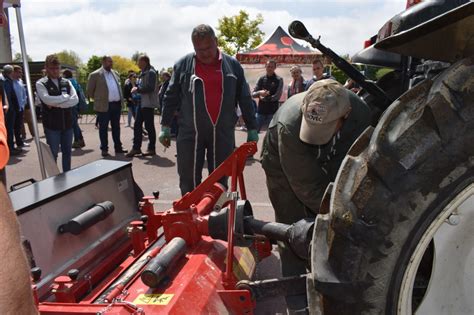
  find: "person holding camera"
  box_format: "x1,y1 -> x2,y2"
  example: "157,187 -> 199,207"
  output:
252,60 -> 284,133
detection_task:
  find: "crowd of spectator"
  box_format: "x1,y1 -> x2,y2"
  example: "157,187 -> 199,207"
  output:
1,26 -> 344,176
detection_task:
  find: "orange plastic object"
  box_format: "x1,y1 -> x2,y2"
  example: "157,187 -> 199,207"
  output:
0,92 -> 10,168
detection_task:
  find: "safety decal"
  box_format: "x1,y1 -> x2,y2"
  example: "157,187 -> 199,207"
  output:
133,293 -> 174,305
232,247 -> 256,280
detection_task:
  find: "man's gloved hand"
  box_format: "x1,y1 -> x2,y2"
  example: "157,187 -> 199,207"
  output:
247,129 -> 259,142
159,126 -> 171,147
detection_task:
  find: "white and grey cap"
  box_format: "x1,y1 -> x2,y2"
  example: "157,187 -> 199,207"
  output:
300,79 -> 351,145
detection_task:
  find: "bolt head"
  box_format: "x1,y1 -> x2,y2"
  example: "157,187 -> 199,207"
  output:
448,214 -> 460,226
68,269 -> 80,281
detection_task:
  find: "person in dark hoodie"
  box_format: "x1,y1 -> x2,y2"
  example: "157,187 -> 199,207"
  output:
126,55 -> 159,157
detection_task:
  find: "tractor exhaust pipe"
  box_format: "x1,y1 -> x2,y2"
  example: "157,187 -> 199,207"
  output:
288,20 -> 392,109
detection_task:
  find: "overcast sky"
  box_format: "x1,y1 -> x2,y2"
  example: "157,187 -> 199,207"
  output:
7,0 -> 407,68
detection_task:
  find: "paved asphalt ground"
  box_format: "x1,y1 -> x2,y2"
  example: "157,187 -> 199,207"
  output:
6,114 -> 287,314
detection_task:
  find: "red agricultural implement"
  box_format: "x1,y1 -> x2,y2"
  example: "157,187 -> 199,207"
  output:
11,142 -> 284,314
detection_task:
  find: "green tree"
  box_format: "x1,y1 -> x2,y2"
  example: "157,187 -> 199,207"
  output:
159,67 -> 173,75
131,51 -> 147,64
111,55 -> 140,82
328,54 -> 382,84
375,67 -> 393,80
217,10 -> 264,56
13,52 -> 32,62
84,55 -> 139,83
328,54 -> 351,84
86,55 -> 102,75
77,65 -> 89,86
364,66 -> 379,81
330,66 -> 348,84
55,50 -> 82,68
158,67 -> 174,83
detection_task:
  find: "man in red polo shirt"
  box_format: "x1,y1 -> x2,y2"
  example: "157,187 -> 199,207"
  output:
160,24 -> 258,195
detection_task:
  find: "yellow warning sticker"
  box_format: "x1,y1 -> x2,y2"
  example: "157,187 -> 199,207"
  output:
232,247 -> 256,280
133,293 -> 174,305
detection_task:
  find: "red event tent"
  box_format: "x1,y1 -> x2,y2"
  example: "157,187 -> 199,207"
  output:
236,26 -> 321,64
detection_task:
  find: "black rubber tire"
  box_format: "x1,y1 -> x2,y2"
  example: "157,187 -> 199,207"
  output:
360,70 -> 405,125
314,56 -> 474,315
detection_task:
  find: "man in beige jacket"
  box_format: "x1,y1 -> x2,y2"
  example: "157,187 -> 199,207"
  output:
87,56 -> 127,157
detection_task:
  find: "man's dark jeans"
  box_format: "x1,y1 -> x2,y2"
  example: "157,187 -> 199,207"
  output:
97,101 -> 122,151
5,108 -> 24,150
257,113 -> 274,133
133,107 -> 156,151
72,106 -> 83,142
44,127 -> 73,172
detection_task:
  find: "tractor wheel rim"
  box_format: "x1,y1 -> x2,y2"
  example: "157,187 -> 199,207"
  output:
398,183 -> 474,315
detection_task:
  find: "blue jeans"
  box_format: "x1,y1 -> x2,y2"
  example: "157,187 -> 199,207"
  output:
257,113 -> 274,132
5,108 -> 25,150
127,104 -> 137,126
5,108 -> 17,150
44,127 -> 73,172
72,106 -> 83,142
97,101 -> 123,151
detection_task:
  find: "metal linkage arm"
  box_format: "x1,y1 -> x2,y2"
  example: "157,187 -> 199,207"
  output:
172,142 -> 257,212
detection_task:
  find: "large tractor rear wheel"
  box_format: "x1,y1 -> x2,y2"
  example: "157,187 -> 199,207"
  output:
309,56 -> 474,314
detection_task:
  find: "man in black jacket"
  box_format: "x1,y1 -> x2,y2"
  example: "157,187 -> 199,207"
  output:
36,54 -> 78,172
252,60 -> 284,132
